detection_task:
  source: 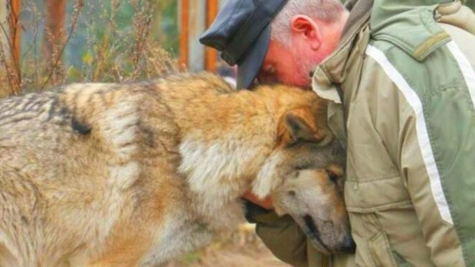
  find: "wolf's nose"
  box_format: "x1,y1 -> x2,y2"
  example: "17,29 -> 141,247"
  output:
341,234 -> 356,253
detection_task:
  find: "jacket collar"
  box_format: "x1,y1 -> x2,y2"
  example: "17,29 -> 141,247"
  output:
311,0 -> 373,104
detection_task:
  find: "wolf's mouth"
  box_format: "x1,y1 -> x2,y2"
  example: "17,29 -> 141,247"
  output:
303,214 -> 331,253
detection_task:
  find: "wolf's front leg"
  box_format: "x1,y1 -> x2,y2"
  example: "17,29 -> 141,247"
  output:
86,230 -> 154,267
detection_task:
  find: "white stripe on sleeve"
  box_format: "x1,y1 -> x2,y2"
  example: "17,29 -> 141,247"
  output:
365,44 -> 453,225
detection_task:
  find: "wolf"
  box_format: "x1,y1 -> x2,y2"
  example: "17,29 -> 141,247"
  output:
0,72 -> 354,267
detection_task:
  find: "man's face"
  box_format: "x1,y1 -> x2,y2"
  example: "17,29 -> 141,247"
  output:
257,40 -> 317,89
255,14 -> 347,89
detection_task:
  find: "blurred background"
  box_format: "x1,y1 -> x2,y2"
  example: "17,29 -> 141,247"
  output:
0,0 -> 240,97
0,0 -> 474,97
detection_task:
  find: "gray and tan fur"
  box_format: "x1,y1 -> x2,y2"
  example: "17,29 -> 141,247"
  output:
0,72 -> 353,267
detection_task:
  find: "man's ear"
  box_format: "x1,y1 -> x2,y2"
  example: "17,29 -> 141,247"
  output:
282,109 -> 325,144
290,15 -> 321,50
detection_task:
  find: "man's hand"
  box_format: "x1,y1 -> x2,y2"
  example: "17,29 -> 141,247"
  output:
242,191 -> 274,210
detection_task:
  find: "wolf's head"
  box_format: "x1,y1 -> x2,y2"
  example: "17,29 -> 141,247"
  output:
251,91 -> 355,254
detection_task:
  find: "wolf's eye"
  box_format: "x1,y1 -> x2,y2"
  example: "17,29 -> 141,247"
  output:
288,190 -> 296,197
326,170 -> 339,185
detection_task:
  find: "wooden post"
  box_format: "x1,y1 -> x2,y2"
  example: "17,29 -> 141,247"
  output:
4,0 -> 22,95
204,0 -> 218,72
43,0 -> 66,85
179,0 -> 189,70
179,0 -> 220,72
9,0 -> 20,72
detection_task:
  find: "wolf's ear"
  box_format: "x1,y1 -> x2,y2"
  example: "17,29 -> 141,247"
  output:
283,109 -> 324,144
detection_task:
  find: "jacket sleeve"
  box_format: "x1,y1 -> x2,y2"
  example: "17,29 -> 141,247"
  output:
396,98 -> 470,266
366,39 -> 475,266
246,201 -> 356,267
244,201 -> 311,267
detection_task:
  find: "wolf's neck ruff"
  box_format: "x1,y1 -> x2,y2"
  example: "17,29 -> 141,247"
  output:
160,79 -> 313,223
178,138 -> 267,212
174,90 -> 278,220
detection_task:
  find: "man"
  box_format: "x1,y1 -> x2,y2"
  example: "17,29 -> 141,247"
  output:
200,0 -> 475,266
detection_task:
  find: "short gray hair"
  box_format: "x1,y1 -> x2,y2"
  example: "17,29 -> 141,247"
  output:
271,0 -> 345,45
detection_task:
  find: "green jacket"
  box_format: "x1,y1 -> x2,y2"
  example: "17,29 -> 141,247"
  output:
254,0 -> 475,266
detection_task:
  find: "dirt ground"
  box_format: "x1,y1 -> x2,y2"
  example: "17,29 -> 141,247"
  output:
162,223 -> 292,267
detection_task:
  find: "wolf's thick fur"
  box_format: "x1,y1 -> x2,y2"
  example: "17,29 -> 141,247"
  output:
0,73 -> 350,266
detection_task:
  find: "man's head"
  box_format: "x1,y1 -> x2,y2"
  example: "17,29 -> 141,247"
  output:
200,0 -> 348,89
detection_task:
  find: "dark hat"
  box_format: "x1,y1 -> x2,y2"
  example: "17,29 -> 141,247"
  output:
199,0 -> 289,89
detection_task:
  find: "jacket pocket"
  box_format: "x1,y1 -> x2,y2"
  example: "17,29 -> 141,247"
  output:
345,175 -> 412,213
368,232 -> 398,267
349,212 -> 402,267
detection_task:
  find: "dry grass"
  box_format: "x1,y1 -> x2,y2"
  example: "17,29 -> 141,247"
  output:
0,0 -> 180,97
163,223 -> 292,267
